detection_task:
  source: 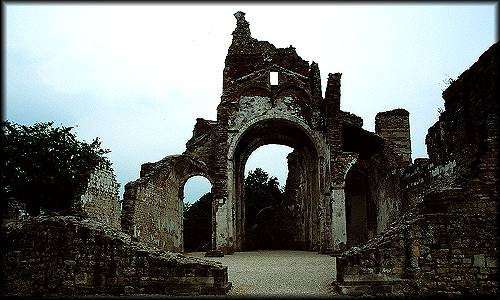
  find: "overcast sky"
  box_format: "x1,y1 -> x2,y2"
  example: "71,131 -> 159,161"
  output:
5,3 -> 497,203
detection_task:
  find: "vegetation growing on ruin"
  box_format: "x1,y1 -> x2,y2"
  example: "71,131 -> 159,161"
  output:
1,120 -> 110,216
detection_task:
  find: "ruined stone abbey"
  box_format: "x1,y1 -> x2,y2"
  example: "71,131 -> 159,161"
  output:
121,11 -> 414,255
2,11 -> 498,297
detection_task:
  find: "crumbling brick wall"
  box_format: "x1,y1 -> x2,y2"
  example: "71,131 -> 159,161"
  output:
80,162 -> 121,230
336,188 -> 498,296
410,190 -> 498,296
0,215 -> 230,296
334,42 -> 498,297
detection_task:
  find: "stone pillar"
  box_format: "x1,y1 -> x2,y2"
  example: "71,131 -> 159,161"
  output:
375,109 -> 411,167
206,198 -> 226,257
331,184 -> 347,253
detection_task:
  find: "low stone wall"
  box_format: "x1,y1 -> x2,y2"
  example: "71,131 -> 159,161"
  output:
0,215 -> 231,296
412,212 -> 498,296
334,189 -> 499,297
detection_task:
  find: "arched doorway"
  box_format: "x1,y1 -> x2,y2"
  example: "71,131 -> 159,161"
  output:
344,163 -> 376,248
181,175 -> 213,253
231,118 -> 321,251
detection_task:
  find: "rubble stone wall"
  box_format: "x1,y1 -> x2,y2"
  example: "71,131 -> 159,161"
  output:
336,189 -> 498,296
411,191 -> 498,296
0,215 -> 230,296
80,163 -> 121,230
334,42 -> 498,297
122,155 -> 212,252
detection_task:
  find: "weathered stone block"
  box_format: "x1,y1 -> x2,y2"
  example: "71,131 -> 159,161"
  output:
473,254 -> 486,267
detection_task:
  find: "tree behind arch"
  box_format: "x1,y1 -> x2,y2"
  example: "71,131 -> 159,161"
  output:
244,168 -> 284,234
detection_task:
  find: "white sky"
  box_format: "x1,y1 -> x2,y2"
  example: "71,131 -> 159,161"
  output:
5,3 -> 497,203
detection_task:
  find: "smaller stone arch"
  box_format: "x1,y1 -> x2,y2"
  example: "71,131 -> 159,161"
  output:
181,174 -> 214,253
121,154 -> 214,252
178,173 -> 214,203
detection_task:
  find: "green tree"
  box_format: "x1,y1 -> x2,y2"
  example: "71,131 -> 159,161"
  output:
1,120 -> 110,216
244,168 -> 284,233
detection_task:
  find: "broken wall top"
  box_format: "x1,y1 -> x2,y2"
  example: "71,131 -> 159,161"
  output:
222,12 -> 320,102
426,42 -> 498,165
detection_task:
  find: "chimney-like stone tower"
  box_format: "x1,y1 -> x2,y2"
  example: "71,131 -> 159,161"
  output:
375,108 -> 412,166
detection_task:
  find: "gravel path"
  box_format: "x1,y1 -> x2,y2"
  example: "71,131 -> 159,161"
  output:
187,250 -> 337,297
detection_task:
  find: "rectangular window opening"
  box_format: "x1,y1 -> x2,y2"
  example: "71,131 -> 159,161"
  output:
270,71 -> 279,86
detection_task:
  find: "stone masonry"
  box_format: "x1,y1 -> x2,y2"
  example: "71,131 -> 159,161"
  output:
1,145 -> 230,296
333,42 -> 498,297
121,11 -> 412,257
80,162 -> 121,230
0,215 -> 230,296
3,11 -> 491,297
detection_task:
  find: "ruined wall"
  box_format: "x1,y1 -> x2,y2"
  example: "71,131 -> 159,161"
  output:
80,163 -> 121,230
0,215 -> 230,296
334,42 -> 498,297
410,190 -> 498,296
122,155 -> 212,252
216,11 -> 329,253
336,189 -> 499,297
120,11 -> 413,255
283,148 -> 319,250
123,166 -> 182,251
371,148 -> 406,235
424,42 -> 498,213
284,149 -> 310,249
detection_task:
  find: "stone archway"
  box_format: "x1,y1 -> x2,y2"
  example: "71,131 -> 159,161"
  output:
230,118 -> 321,251
181,175 -> 213,252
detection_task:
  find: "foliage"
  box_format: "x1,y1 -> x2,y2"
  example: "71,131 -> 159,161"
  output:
441,74 -> 456,91
244,168 -> 284,232
1,120 -> 110,216
437,106 -> 445,116
183,201 -> 192,216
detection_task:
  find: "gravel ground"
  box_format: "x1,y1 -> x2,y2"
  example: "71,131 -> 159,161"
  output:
186,250 -> 337,297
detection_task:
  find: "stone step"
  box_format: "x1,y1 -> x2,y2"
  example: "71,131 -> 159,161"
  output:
337,279 -> 412,296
